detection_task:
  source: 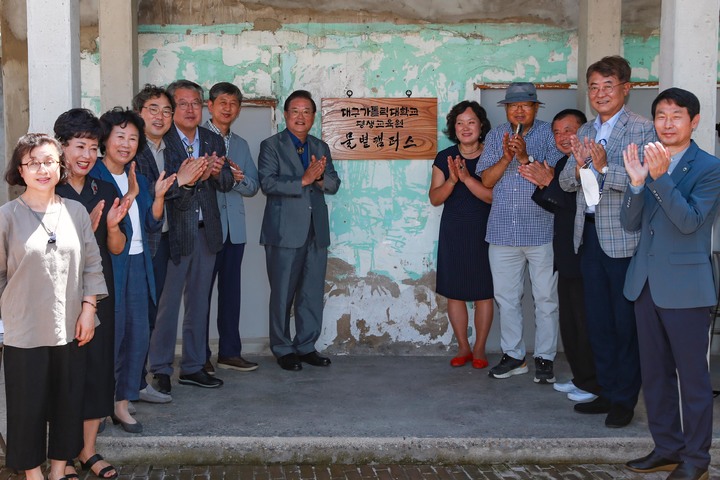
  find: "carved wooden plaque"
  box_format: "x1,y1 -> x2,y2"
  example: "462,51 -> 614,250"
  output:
321,97 -> 437,160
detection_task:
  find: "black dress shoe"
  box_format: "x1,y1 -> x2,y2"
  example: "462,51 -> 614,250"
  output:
152,373 -> 172,394
605,404 -> 633,428
299,351 -> 331,366
574,396 -> 611,414
277,353 -> 302,371
667,463 -> 709,480
626,450 -> 680,473
178,369 -> 224,388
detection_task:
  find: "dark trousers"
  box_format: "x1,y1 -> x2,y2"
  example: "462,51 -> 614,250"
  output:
265,225 -> 327,358
579,220 -> 641,409
206,239 -> 246,359
3,342 -> 85,470
557,275 -> 599,394
141,232 -> 169,389
635,282 -> 712,469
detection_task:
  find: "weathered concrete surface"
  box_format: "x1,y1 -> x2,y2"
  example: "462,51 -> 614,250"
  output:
2,354 -> 714,466
132,0 -> 661,35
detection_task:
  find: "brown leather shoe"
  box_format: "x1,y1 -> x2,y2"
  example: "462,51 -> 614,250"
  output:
218,356 -> 259,372
667,463 -> 709,480
626,450 -> 680,473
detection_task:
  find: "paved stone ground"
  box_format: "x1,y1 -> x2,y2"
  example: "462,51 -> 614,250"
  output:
1,463 -> 718,480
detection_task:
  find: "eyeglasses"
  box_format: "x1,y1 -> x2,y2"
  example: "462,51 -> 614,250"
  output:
288,108 -> 313,117
506,103 -> 536,112
176,101 -> 203,111
589,82 -> 627,96
143,105 -> 173,117
22,160 -> 60,172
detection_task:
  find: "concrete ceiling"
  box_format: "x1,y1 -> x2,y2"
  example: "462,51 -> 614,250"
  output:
122,1 -> 664,36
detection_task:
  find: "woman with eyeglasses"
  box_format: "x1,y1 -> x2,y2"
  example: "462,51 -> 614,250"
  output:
54,108 -> 131,479
0,133 -> 107,480
91,107 -> 175,434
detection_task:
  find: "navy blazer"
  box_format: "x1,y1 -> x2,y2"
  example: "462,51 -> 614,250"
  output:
162,125 -> 234,263
621,141 -> 720,309
134,142 -> 166,257
258,129 -> 341,249
531,155 -> 581,278
90,161 -> 162,317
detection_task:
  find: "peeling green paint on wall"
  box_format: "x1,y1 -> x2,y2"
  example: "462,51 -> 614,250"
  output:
131,21 -> 670,283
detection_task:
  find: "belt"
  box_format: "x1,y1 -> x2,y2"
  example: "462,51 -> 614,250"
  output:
584,213 -> 595,223
198,221 -> 205,228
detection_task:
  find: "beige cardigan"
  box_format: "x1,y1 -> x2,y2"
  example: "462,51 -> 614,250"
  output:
0,197 -> 108,348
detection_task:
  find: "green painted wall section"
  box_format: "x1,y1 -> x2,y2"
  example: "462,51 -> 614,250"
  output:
128,22 -> 670,283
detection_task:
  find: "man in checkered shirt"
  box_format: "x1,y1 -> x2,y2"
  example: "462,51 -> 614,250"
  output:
476,82 -> 563,385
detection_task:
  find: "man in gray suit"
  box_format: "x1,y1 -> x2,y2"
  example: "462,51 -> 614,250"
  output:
559,56 -> 656,428
203,82 -> 260,373
259,90 -> 341,371
623,88 -> 719,480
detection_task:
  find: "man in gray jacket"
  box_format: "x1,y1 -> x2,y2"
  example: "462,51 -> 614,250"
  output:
259,90 -> 341,371
203,82 -> 260,373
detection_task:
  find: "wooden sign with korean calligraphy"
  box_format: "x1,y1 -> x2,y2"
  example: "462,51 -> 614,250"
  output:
321,98 -> 437,160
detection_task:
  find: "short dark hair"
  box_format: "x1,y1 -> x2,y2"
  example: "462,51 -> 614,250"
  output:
132,84 -> 175,112
209,82 -> 242,103
284,90 -> 316,113
652,87 -> 700,121
99,107 -> 147,155
552,108 -> 587,127
167,79 -> 204,102
586,55 -> 632,83
443,100 -> 491,144
53,108 -> 102,145
5,133 -> 67,187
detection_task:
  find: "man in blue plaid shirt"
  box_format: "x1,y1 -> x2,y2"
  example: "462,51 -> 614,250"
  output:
476,82 -> 563,384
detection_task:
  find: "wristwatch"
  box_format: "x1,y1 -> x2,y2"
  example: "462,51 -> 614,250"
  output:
528,155 -> 535,163
601,165 -> 608,174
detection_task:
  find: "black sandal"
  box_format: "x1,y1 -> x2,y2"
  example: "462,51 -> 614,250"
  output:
65,460 -> 80,480
80,453 -> 118,480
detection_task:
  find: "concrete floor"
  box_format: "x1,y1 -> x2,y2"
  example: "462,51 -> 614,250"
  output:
2,354 -> 712,466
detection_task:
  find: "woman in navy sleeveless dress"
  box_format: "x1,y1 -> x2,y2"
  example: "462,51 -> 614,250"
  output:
429,101 -> 494,369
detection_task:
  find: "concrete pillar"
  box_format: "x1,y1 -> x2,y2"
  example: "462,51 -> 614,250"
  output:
577,0 -> 622,114
1,0 -> 30,203
659,0 -> 719,152
26,0 -> 81,133
98,0 -> 139,111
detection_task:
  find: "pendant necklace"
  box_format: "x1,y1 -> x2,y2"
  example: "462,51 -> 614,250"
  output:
18,195 -> 61,244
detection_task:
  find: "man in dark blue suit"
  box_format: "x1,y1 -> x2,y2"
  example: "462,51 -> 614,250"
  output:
623,88 -> 720,480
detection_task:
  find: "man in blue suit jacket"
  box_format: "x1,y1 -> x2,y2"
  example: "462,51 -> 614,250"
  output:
623,88 -> 720,480
203,82 -> 259,372
259,90 -> 341,371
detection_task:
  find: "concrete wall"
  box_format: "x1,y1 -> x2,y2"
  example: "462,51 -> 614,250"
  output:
30,0 -> 720,354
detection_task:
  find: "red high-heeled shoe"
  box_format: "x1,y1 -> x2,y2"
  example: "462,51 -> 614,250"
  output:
450,354 -> 473,367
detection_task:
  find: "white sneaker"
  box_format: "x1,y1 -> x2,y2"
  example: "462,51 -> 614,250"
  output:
139,384 -> 173,403
567,389 -> 597,402
553,380 -> 577,393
